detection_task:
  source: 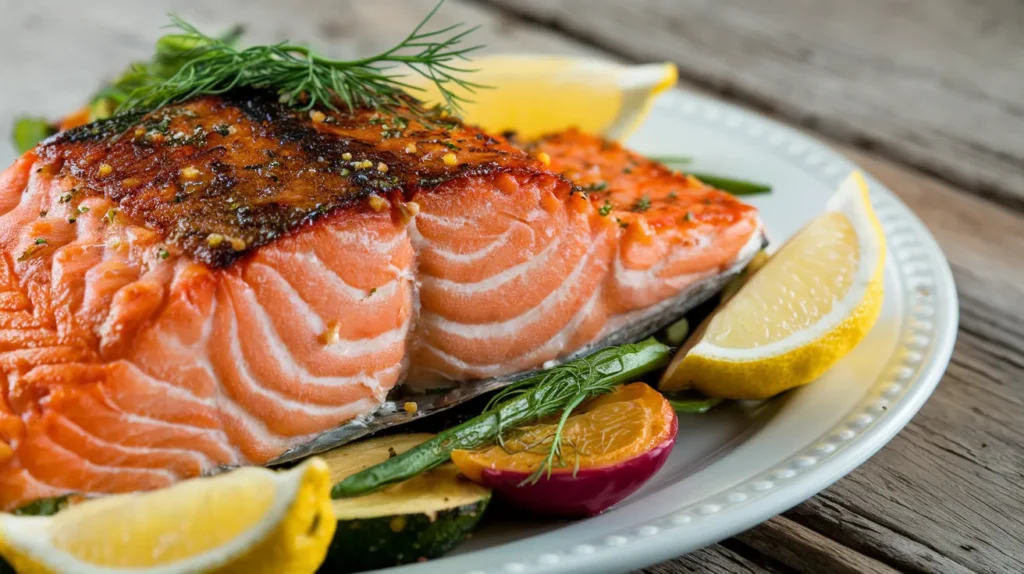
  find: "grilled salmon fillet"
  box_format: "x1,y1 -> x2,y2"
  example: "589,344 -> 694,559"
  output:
0,92 -> 760,509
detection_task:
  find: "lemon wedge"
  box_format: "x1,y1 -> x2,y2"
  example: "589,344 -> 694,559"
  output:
660,172 -> 887,399
409,55 -> 677,140
0,459 -> 335,574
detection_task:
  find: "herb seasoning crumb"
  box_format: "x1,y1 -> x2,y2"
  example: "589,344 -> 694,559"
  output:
598,201 -> 613,217
206,233 -> 225,248
632,195 -> 651,213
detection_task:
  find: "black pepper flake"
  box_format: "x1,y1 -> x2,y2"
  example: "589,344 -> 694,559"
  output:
58,193 -> 72,204
616,218 -> 629,229
67,217 -> 77,224
39,210 -> 47,218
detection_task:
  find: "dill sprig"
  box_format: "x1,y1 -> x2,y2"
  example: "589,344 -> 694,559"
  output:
117,1 -> 486,121
332,339 -> 670,498
484,346 -> 633,484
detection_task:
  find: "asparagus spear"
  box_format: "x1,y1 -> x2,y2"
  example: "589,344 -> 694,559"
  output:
332,338 -> 671,498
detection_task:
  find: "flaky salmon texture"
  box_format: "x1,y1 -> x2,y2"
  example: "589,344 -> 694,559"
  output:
0,91 -> 761,509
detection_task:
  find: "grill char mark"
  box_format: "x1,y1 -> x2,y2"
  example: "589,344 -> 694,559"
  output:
38,91 -> 543,267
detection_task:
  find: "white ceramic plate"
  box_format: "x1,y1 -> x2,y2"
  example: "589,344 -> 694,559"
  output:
376,88 -> 959,574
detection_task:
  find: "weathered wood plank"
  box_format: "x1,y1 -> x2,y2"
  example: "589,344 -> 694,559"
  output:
637,541 -> 791,574
784,497 -> 975,574
733,516 -> 901,574
480,0 -> 1024,209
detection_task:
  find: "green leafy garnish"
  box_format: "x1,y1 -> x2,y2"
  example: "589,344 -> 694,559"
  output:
632,194 -> 652,213
119,1 -> 485,122
652,156 -> 772,195
687,172 -> 772,195
663,317 -> 690,346
332,339 -> 671,497
12,117 -> 56,153
663,393 -> 723,414
13,494 -> 76,516
648,155 -> 693,164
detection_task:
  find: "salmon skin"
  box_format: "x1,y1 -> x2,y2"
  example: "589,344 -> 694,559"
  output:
0,92 -> 761,509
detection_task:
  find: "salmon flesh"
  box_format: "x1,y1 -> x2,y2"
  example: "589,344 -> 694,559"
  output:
0,92 -> 762,509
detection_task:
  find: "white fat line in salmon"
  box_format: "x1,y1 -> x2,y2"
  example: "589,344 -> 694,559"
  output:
419,228 -> 606,340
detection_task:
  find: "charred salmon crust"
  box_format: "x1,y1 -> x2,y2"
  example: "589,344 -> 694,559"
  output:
39,91 -> 542,268
0,100 -> 760,509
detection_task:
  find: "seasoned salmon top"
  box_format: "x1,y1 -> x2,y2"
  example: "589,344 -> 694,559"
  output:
527,129 -> 758,234
37,91 -> 541,267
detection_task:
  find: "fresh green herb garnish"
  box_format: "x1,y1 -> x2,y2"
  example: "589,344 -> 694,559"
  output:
663,317 -> 690,346
648,155 -> 693,164
13,494 -> 77,516
12,117 -> 56,153
331,338 -> 671,498
632,194 -> 651,213
688,172 -> 772,195
598,200 -> 613,217
119,2 -> 485,122
663,393 -> 723,414
583,181 -> 608,192
651,156 -> 771,195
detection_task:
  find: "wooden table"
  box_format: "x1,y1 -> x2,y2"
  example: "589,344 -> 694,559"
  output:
2,1 -> 1022,572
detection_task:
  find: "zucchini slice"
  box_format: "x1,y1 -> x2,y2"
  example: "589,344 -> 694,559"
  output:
319,434 -> 491,573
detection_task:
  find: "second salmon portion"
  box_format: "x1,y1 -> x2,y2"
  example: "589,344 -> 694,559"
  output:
0,93 -> 761,509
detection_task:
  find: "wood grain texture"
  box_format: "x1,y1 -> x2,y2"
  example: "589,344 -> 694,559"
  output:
480,0 -> 1024,209
2,1 -> 1023,572
636,541 -> 790,574
733,516 -> 900,574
